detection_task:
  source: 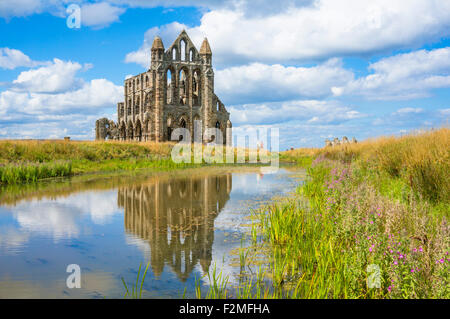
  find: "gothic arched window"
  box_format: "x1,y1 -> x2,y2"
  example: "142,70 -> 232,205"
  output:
172,47 -> 177,60
166,69 -> 173,104
193,70 -> 200,106
179,69 -> 187,105
135,97 -> 140,114
180,39 -> 186,61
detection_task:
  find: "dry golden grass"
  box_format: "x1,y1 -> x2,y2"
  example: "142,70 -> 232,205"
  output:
285,127 -> 449,203
316,128 -> 449,162
0,139 -> 175,164
281,147 -> 320,157
0,139 -> 270,166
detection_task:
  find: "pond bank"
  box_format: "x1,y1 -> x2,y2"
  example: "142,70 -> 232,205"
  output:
0,166 -> 302,298
0,140 -> 278,185
0,140 -> 196,184
198,128 -> 449,299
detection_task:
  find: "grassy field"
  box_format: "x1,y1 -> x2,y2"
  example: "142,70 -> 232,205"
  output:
195,128 -> 449,299
1,131 -> 448,298
0,140 -> 201,184
0,139 -> 276,185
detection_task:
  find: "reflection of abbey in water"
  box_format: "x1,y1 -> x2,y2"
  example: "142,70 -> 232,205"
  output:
120,174 -> 232,281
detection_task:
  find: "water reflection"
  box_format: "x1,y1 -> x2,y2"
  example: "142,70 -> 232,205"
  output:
121,174 -> 232,281
0,167 -> 302,298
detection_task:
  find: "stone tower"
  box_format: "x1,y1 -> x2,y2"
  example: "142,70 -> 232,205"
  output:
96,30 -> 232,144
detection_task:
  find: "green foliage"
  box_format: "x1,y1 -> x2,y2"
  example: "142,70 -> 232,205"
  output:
279,153 -> 313,167
252,160 -> 448,298
194,264 -> 230,299
0,161 -> 72,184
0,141 -> 202,185
121,262 -> 150,299
193,157 -> 448,299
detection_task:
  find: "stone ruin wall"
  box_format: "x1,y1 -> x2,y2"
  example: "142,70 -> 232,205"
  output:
95,30 -> 232,145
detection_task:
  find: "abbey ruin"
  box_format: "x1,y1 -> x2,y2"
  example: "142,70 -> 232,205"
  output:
95,30 -> 232,144
325,136 -> 357,147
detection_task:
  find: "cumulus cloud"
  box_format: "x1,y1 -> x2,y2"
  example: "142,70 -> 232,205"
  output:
0,1 -> 125,28
215,58 -> 353,104
124,22 -> 186,68
230,104 -> 448,149
8,190 -> 121,241
0,0 -> 46,19
110,0 -> 314,16
0,0 -> 312,20
11,58 -> 84,93
14,202 -> 81,239
333,47 -> 450,100
1,78 -> 122,116
0,57 -> 122,139
0,48 -> 47,69
80,2 -> 125,28
126,0 -> 450,67
371,107 -> 447,128
229,99 -> 365,126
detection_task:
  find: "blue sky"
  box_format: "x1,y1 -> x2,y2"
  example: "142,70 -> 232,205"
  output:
0,0 -> 449,149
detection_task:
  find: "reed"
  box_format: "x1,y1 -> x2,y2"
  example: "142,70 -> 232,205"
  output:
0,161 -> 72,184
121,262 -> 150,299
238,159 -> 448,299
194,127 -> 449,299
0,140 -> 270,184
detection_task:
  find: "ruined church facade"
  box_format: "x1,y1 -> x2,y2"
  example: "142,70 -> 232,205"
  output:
95,30 -> 231,144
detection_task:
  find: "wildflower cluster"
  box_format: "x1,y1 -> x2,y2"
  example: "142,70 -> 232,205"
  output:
302,158 -> 449,298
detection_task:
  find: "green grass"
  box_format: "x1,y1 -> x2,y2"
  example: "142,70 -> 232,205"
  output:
191,129 -> 449,299
0,140 -> 274,185
0,140 -> 181,184
121,262 -> 151,299
0,161 -> 72,184
279,153 -> 313,167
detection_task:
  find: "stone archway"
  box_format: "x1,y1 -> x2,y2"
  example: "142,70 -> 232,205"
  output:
135,120 -> 142,141
119,121 -> 126,141
127,121 -> 134,141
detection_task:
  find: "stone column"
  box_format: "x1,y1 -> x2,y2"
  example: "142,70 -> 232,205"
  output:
155,71 -> 163,142
202,68 -> 214,140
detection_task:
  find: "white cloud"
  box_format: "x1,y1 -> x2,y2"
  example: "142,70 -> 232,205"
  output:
215,58 -> 353,104
12,58 -> 84,93
0,57 -> 122,139
124,22 -> 186,68
334,47 -> 450,100
0,227 -> 30,253
0,48 -> 46,69
8,190 -> 120,241
229,99 -> 365,126
126,0 -> 450,67
1,78 -> 122,115
393,107 -> 424,115
440,108 -> 450,117
371,107 -> 447,128
80,2 -> 126,28
0,0 -> 45,19
14,202 -> 81,239
0,1 -> 125,28
0,0 -> 310,20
